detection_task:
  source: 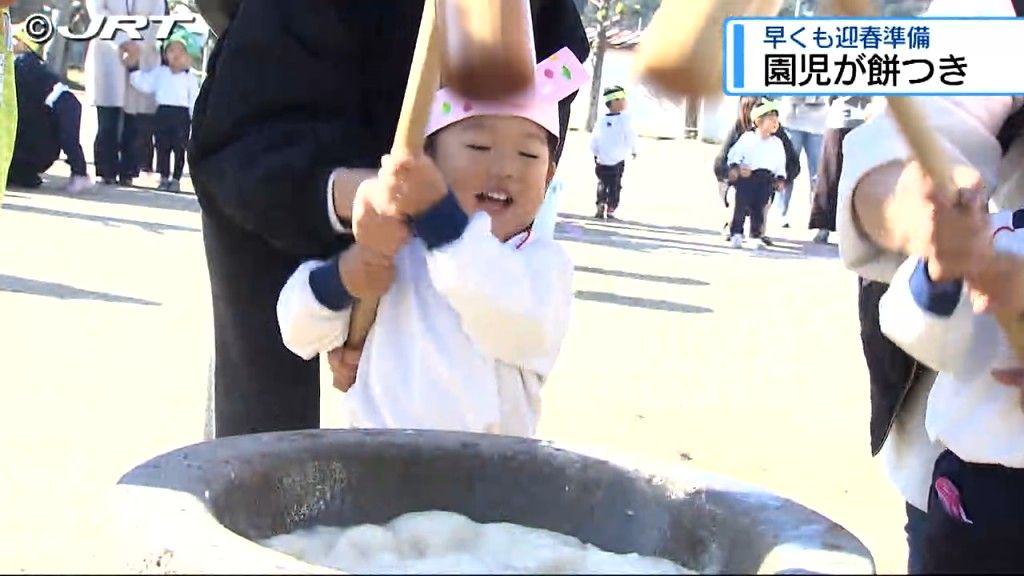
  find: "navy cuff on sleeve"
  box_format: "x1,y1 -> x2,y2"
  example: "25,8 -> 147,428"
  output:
412,191 -> 469,250
909,258 -> 963,318
308,255 -> 353,312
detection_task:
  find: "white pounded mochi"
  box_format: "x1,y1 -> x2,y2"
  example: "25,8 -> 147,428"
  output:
476,522 -> 586,573
260,510 -> 696,575
325,524 -> 400,571
388,511 -> 479,558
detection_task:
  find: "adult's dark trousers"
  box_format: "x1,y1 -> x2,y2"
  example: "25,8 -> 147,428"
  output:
155,105 -> 191,180
729,169 -> 773,238
94,106 -> 138,180
202,209 -> 321,438
135,112 -> 157,174
595,160 -> 625,211
921,449 -> 1024,574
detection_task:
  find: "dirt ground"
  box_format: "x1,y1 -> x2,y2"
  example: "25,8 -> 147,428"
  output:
0,104 -> 909,573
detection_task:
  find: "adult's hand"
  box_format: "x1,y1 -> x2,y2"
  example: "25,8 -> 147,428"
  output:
968,251 -> 1024,317
887,161 -> 991,282
120,42 -> 142,68
351,178 -> 412,258
327,345 -> 361,392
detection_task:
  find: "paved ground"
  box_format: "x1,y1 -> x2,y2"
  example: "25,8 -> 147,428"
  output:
0,103 -> 909,573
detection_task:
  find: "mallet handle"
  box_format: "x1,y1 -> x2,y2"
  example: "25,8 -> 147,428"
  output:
833,0 -> 1024,361
344,0 -> 442,352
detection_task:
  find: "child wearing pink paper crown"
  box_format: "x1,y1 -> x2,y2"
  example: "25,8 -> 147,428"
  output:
276,48 -> 588,436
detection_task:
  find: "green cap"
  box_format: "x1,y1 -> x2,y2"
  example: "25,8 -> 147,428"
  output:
164,28 -> 202,60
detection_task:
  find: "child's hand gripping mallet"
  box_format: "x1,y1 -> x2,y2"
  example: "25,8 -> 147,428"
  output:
337,0 -> 538,392
831,0 -> 1024,362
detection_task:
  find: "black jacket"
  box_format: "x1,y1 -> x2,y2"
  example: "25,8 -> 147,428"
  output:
188,0 -> 589,260
12,53 -> 61,170
712,123 -> 801,183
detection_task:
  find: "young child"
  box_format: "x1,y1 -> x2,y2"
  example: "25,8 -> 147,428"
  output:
879,210 -> 1024,572
276,47 -> 588,436
8,23 -> 91,193
590,85 -> 637,220
127,29 -> 200,192
725,100 -> 787,249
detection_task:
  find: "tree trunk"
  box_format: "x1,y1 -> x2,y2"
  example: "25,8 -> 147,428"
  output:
585,22 -> 608,132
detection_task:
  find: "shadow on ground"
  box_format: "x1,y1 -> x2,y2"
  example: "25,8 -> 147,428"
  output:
3,203 -> 199,235
0,274 -> 160,306
575,265 -> 710,287
574,289 -> 713,314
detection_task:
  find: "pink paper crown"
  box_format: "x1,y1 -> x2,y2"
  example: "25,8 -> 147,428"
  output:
425,47 -> 590,139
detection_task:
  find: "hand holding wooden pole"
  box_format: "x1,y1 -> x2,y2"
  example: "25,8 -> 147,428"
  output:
831,0 -> 1024,361
339,0 -> 540,389
339,0 -> 442,386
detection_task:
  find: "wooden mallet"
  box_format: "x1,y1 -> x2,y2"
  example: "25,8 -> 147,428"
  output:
336,0 -> 538,391
633,0 -> 784,98
830,0 -> 1024,361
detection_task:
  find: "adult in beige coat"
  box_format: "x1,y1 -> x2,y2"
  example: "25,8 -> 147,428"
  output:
83,0 -> 165,185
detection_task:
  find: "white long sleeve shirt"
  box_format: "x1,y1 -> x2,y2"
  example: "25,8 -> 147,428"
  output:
277,198 -> 573,436
129,66 -> 200,115
726,131 -> 787,178
590,112 -> 637,166
836,0 -> 1024,510
880,210 -> 1024,471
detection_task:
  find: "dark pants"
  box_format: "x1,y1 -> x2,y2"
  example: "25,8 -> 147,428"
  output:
155,106 -> 191,180
906,502 -> 928,574
809,127 -> 853,232
595,161 -> 625,211
135,113 -> 157,174
7,92 -> 88,186
203,210 -> 321,437
730,169 -> 774,238
922,450 -> 1024,573
94,106 -> 138,181
54,93 -> 89,177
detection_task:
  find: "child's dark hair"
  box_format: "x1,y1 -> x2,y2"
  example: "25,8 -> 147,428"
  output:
603,85 -> 625,110
424,129 -> 559,161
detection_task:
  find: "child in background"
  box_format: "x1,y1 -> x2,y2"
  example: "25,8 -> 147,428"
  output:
590,85 -> 637,220
725,100 -> 787,250
276,48 -> 587,436
126,29 -> 200,192
8,23 -> 91,193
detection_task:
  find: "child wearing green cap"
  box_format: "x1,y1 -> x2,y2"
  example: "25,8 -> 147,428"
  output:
126,29 -> 200,192
725,99 -> 787,250
590,85 -> 637,219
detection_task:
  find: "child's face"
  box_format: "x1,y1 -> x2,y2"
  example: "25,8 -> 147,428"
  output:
432,115 -> 556,242
609,98 -> 626,113
12,38 -> 29,54
755,112 -> 779,135
165,42 -> 192,72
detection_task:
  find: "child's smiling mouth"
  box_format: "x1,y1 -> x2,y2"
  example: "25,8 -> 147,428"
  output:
476,191 -> 514,210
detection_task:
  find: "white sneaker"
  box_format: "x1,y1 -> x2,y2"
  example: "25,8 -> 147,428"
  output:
65,175 -> 93,194
729,234 -> 743,249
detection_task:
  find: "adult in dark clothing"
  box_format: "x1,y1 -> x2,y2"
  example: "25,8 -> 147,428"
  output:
7,29 -> 91,193
713,96 -> 800,242
808,96 -> 873,244
189,0 -> 589,438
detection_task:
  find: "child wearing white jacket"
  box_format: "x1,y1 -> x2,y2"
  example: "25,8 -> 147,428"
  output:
276,48 -> 588,437
879,210 -> 1024,572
